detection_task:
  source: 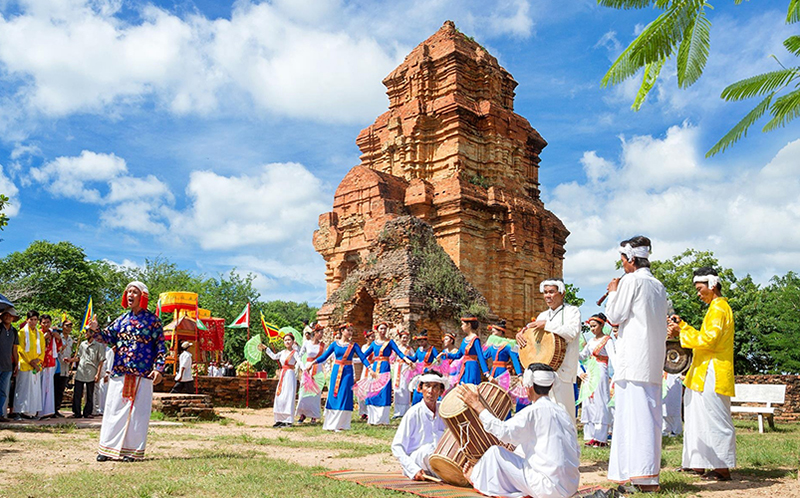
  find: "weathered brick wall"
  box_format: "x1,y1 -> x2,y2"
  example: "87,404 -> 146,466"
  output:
735,375 -> 800,422
154,376 -> 281,409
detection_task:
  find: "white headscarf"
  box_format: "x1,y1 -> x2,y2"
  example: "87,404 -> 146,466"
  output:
693,274 -> 721,289
539,279 -> 565,294
618,243 -> 650,261
522,368 -> 556,388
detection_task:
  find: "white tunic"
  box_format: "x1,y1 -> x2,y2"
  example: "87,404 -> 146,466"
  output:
265,348 -> 298,423
579,336 -> 612,441
534,304 -> 581,416
391,400 -> 445,478
605,267 -> 667,485
471,396 -> 581,498
296,342 -> 324,419
662,373 -> 683,436
392,346 -> 414,418
605,268 -> 668,384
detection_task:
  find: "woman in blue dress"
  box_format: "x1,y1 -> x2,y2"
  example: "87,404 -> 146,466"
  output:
483,320 -> 523,417
363,322 -> 410,425
440,314 -> 489,385
483,320 -> 523,380
308,323 -> 371,432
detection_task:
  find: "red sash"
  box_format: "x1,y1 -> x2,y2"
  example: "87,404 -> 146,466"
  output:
333,343 -> 355,397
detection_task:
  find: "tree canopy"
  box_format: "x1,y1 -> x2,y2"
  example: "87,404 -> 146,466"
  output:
599,0 -> 800,156
0,240 -> 318,367
650,249 -> 800,374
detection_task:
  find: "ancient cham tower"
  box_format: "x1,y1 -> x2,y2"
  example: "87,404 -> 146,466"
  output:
313,21 -> 568,340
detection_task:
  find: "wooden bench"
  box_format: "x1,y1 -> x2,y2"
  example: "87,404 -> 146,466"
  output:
731,383 -> 786,433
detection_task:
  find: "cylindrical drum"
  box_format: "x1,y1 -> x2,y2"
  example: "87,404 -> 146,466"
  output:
428,430 -> 471,487
438,382 -> 514,462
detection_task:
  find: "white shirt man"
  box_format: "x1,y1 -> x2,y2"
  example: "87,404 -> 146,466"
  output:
391,372 -> 447,480
519,279 -> 581,421
461,365 -> 581,498
604,238 -> 668,492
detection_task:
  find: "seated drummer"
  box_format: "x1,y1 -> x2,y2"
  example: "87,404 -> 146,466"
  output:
391,370 -> 447,480
457,363 -> 580,498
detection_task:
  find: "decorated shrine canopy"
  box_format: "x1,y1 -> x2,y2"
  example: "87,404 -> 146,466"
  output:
158,291 -> 198,313
163,315 -> 224,352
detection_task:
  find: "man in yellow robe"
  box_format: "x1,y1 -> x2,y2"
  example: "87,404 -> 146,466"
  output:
668,267 -> 735,482
14,310 -> 45,419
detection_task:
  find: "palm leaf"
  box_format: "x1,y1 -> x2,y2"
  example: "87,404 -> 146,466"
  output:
788,0 -> 800,24
601,0 -> 704,87
676,7 -> 711,88
597,0 -> 655,9
706,94 -> 773,157
633,59 -> 665,110
720,68 -> 799,101
784,35 -> 800,56
763,88 -> 800,132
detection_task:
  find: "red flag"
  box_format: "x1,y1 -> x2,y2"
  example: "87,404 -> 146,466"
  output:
227,303 -> 250,328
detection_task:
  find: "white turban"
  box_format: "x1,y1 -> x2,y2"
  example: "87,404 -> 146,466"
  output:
126,281 -> 149,295
693,274 -> 721,289
417,372 -> 448,390
618,243 -> 650,261
539,279 -> 565,294
522,369 -> 556,388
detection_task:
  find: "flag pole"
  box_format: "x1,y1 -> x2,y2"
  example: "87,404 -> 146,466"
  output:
246,302 -> 250,409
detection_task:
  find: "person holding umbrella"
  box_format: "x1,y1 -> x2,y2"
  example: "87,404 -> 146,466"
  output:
0,305 -> 20,420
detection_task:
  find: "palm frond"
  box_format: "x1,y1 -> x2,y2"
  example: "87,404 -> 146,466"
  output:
597,0 -> 656,9
676,7 -> 711,88
601,0 -> 704,87
788,0 -> 800,24
784,35 -> 800,56
706,94 -> 773,157
632,59 -> 665,110
720,68 -> 799,101
763,88 -> 800,131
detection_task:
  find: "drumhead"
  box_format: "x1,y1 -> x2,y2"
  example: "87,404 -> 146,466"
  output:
439,387 -> 468,419
429,455 -> 470,487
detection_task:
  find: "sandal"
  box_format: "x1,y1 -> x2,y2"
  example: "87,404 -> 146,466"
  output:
675,467 -> 703,474
701,470 -> 732,481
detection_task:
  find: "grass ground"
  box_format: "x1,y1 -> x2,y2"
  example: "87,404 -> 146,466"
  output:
1,413 -> 797,498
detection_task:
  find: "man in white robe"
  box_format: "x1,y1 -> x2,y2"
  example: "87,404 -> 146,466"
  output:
604,236 -> 668,493
391,371 -> 447,480
661,372 -> 683,437
517,279 -> 581,421
460,363 -> 580,498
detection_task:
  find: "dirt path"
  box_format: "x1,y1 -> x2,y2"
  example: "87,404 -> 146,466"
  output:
1,408 -> 797,497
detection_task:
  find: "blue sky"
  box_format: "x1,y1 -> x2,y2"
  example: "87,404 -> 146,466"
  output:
1,0 -> 798,317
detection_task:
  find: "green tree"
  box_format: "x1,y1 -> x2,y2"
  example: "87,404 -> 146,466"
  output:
565,283 -> 585,307
0,241 -> 107,320
737,272 -> 800,374
599,0 -> 800,156
202,270 -> 261,366
0,194 -> 9,233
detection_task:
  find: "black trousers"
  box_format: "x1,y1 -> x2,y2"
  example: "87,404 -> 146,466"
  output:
54,375 -> 69,412
170,380 -> 194,394
72,380 -> 95,418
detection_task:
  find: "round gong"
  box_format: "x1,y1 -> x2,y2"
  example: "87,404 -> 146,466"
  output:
664,340 -> 693,374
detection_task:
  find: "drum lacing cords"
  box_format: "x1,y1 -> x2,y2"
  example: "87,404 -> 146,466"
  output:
457,421 -> 471,453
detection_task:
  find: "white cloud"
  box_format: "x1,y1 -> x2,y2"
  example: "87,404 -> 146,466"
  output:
173,162 -> 330,250
0,0 -> 537,128
552,125 -> 800,287
30,150 -> 127,202
28,150 -> 174,233
0,164 -> 20,217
